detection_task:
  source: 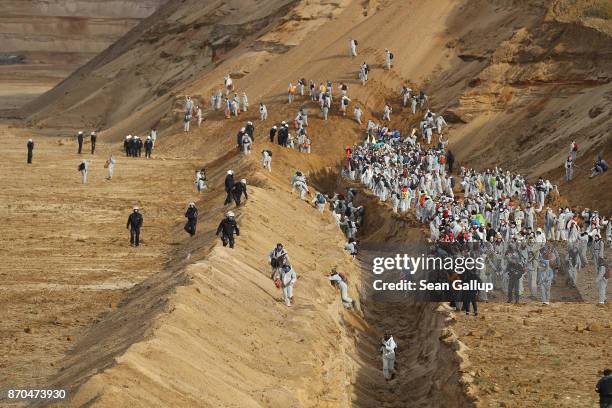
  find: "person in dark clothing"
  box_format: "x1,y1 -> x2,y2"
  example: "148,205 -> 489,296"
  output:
77,131 -> 84,154
216,211 -> 240,248
278,123 -> 288,146
446,150 -> 455,173
124,136 -> 131,156
269,126 -> 277,143
129,137 -> 137,157
507,251 -> 524,303
224,170 -> 235,205
27,139 -> 34,164
126,206 -> 143,247
245,121 -> 254,139
184,202 -> 198,236
448,271 -> 462,311
232,179 -> 248,207
135,136 -> 143,157
462,271 -> 481,316
90,132 -> 97,154
486,223 -> 496,242
236,128 -> 245,151
144,136 -> 153,158
596,368 -> 612,408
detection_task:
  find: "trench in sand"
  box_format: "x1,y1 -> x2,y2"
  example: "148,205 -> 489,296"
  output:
311,168 -> 475,407
19,157 -> 477,408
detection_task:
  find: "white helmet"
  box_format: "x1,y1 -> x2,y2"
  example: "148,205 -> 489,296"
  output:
241,179 -> 246,184
78,131 -> 83,134
188,202 -> 195,207
133,206 -> 139,211
91,131 -> 96,135
240,128 -> 246,132
226,211 -> 235,217
227,170 -> 233,175
28,138 -> 32,142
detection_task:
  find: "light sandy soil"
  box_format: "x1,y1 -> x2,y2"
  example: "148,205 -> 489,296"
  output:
0,126 -> 199,392
1,0 -> 611,406
454,301 -> 611,408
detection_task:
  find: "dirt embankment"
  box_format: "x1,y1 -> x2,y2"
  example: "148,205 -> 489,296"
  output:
0,0 -> 167,111
2,0 -> 611,406
15,0 -> 611,211
25,149 -> 474,408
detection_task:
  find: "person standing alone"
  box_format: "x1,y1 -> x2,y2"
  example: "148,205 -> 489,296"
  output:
127,206 -> 143,247
77,131 -> 84,154
90,131 -> 97,154
184,202 -> 198,236
27,139 -> 34,164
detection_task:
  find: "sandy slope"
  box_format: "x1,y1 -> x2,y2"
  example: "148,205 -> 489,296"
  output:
1,0 -> 611,406
52,179 -> 363,408
12,0 -> 610,212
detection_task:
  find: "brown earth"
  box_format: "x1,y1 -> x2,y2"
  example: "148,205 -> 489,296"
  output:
0,0 -> 167,111
1,0 -> 611,407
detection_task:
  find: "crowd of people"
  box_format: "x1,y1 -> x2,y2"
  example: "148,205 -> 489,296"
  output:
342,102 -> 610,306
21,39 -> 610,388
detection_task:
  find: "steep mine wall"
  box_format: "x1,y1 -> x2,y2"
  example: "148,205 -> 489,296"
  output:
0,0 -> 168,110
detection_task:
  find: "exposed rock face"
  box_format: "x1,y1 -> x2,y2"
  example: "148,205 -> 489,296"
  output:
15,0 -> 305,131
0,0 -> 167,110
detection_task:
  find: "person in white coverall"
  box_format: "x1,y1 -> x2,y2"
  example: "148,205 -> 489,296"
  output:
79,160 -> 88,184
383,104 -> 392,121
106,155 -> 115,180
380,334 -> 397,380
538,256 -> 554,305
261,149 -> 272,172
596,257 -> 608,305
280,265 -> 297,306
259,102 -> 268,121
328,269 -> 353,308
354,106 -> 363,124
384,48 -> 393,70
291,171 -> 309,200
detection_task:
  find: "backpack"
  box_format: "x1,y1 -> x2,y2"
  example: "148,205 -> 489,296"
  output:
389,52 -> 394,60
316,194 -> 326,204
572,143 -> 578,151
78,163 -> 85,171
266,150 -> 272,157
353,40 -> 358,46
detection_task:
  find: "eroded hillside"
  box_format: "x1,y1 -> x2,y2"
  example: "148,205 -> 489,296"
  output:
0,0 -> 167,111
1,0 -> 611,407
